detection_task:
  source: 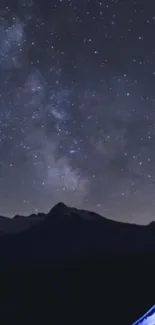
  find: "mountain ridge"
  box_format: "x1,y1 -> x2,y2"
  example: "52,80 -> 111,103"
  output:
0,201 -> 153,236
0,202 -> 154,325
0,201 -> 153,227
0,202 -> 154,263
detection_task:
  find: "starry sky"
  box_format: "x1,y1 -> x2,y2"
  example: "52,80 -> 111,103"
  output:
0,0 -> 155,224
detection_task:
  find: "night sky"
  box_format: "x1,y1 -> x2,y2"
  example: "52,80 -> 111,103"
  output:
0,0 -> 155,224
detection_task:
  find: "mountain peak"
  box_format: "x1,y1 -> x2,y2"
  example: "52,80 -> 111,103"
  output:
49,202 -> 68,214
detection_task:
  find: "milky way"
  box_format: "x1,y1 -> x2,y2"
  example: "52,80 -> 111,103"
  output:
0,0 -> 155,223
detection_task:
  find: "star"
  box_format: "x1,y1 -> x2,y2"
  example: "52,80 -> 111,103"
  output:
0,0 -> 154,225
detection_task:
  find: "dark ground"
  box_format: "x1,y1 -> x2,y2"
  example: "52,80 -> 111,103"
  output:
0,255 -> 154,324
0,203 -> 155,324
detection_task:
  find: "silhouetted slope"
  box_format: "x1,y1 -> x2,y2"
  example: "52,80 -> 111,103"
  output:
0,202 -> 155,262
0,203 -> 155,324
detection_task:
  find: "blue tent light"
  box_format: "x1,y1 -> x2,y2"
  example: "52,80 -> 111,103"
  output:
132,305 -> 155,325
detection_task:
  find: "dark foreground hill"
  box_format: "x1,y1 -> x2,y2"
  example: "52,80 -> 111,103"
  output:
1,201 -> 155,259
0,202 -> 155,324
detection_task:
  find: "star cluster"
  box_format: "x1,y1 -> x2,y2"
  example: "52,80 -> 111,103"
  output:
0,0 -> 155,224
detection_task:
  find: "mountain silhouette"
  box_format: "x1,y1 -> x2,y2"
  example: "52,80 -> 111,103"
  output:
0,202 -> 155,324
0,202 -> 155,263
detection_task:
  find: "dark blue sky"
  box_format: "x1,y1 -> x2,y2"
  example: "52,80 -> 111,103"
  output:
0,0 -> 155,224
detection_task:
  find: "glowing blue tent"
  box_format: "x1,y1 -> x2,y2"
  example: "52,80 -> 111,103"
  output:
132,305 -> 155,325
